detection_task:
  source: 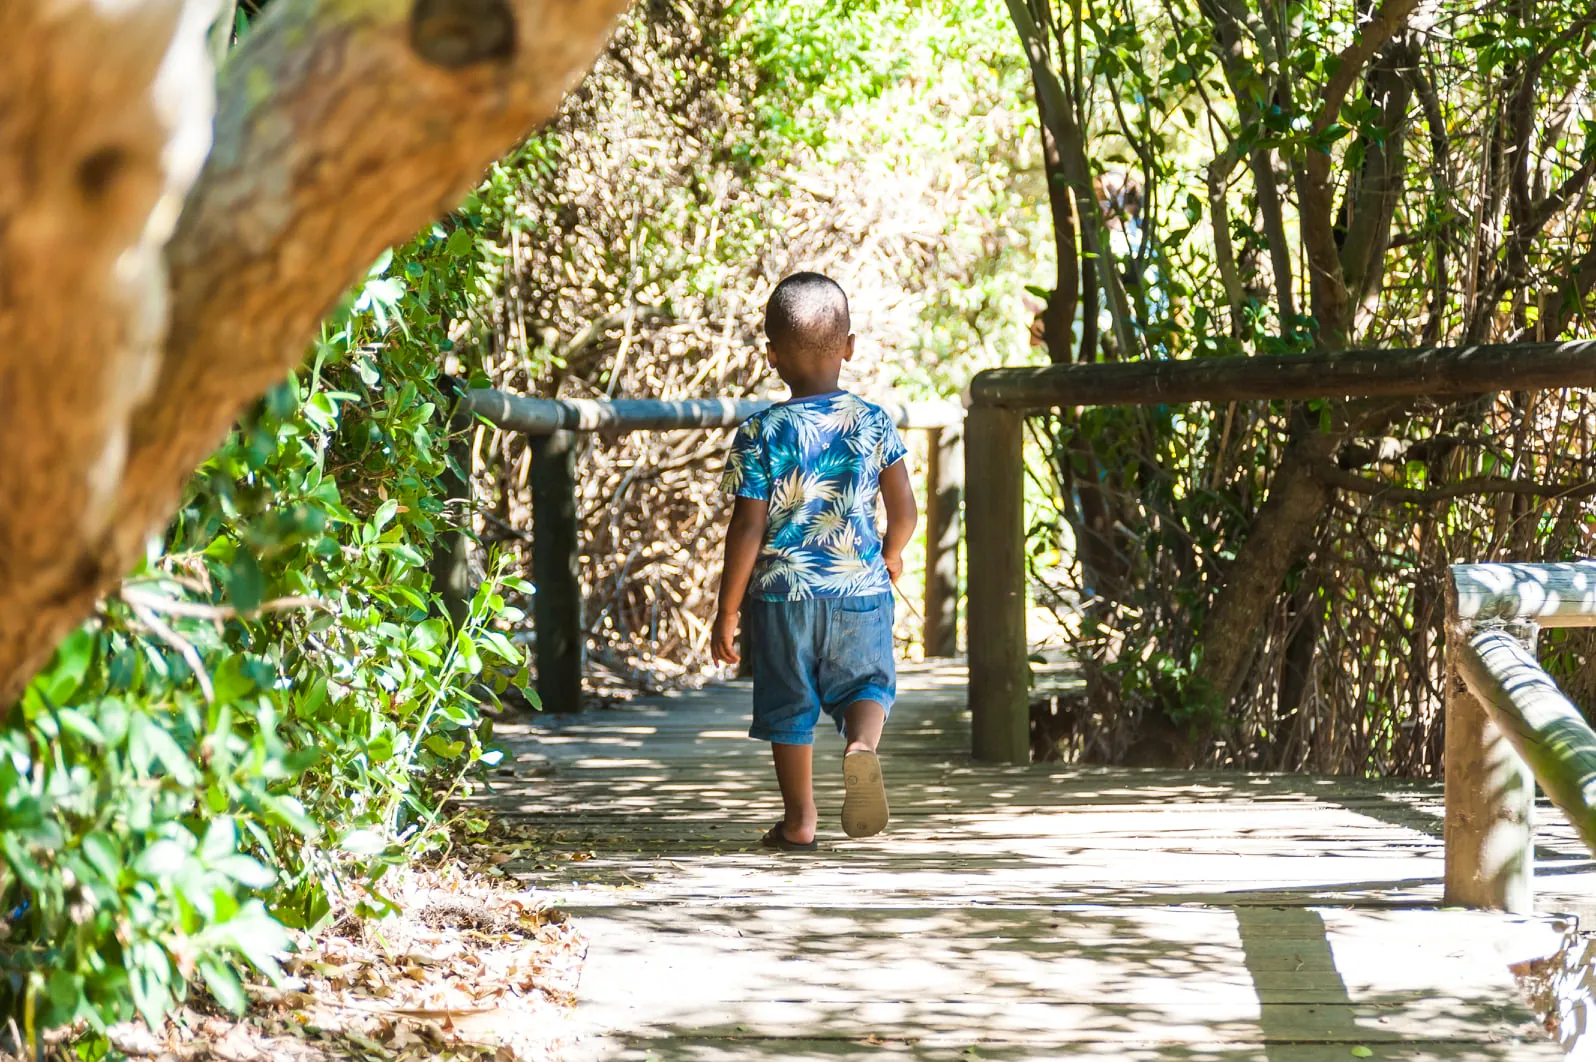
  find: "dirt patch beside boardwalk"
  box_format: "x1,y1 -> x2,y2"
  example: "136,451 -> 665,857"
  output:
1515,920 -> 1596,1057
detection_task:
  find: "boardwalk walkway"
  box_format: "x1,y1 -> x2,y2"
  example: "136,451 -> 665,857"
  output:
484,665 -> 1593,1060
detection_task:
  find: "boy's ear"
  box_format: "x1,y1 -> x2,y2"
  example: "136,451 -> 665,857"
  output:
843,334 -> 857,361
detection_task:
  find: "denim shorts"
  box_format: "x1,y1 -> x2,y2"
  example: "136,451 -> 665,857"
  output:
745,593 -> 896,745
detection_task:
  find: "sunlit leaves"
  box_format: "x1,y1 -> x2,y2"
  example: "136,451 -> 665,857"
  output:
1,216 -> 524,1034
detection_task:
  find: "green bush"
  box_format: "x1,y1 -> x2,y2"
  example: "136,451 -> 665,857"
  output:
0,222 -> 526,1040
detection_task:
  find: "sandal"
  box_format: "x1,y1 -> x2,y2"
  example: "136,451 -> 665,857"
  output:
760,822 -> 818,852
842,750 -> 890,838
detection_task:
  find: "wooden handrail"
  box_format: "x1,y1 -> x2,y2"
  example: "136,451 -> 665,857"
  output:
968,340 -> 1596,411
1452,561 -> 1596,626
963,342 -> 1596,770
444,385 -> 967,712
1455,628 -> 1596,853
1443,560 -> 1596,914
462,388 -> 964,434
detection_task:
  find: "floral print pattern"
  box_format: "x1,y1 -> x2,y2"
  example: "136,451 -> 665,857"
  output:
721,391 -> 908,600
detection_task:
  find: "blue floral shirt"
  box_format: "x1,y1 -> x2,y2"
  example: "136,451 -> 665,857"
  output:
721,391 -> 909,601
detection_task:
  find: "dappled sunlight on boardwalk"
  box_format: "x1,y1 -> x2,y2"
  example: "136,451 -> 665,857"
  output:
480,665 -> 1586,1059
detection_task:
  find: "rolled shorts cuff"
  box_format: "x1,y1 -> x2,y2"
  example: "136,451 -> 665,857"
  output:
819,685 -> 896,733
748,723 -> 816,746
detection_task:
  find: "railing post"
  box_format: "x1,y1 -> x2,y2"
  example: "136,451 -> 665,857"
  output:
430,377 -> 475,630
532,430 -> 583,713
922,425 -> 963,658
966,406 -> 1028,763
1443,593 -> 1535,913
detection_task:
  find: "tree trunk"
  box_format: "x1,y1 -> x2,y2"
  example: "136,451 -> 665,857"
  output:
1191,431 -> 1337,710
1183,0 -> 1420,718
1031,69 -> 1079,364
0,0 -> 628,707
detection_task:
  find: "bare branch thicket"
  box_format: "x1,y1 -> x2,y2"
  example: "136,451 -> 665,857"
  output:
464,0 -> 1045,689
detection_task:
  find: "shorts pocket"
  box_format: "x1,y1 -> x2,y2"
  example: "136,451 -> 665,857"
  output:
830,596 -> 894,648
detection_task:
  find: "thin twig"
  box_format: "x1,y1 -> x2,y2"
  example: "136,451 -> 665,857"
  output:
121,586 -> 330,621
1318,464 -> 1596,506
125,600 -> 216,703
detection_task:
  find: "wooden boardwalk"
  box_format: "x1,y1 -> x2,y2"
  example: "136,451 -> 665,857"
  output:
483,664 -> 1594,1060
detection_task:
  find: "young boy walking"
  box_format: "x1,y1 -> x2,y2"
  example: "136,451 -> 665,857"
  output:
711,272 -> 918,850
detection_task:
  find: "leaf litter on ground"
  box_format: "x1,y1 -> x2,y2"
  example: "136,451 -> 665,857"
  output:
27,862 -> 588,1062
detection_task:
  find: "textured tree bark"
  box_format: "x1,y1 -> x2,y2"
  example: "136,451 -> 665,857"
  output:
1190,432 -> 1337,711
0,0 -> 628,706
0,0 -> 219,706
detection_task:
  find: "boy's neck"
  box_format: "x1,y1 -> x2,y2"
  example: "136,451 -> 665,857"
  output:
784,377 -> 843,400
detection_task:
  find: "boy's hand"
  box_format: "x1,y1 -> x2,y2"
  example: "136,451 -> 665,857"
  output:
711,611 -> 741,666
883,551 -> 904,585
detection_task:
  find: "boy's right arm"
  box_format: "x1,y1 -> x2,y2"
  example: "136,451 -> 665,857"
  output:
712,497 -> 769,665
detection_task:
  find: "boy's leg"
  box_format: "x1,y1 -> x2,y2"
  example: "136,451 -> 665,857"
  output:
771,742 -> 818,844
747,598 -> 823,845
843,699 -> 886,756
819,595 -> 896,839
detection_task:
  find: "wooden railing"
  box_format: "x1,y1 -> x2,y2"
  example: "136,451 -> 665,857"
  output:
1445,562 -> 1596,913
964,340 -> 1596,764
451,387 -> 965,712
963,340 -> 1596,912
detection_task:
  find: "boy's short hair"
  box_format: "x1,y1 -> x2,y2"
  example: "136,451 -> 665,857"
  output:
765,272 -> 850,357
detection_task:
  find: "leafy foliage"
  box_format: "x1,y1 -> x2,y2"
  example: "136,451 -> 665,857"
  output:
0,228 -> 526,1037
1012,0 -> 1596,771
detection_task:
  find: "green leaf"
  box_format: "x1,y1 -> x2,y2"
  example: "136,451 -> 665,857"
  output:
46,627 -> 99,702
372,499 -> 400,532
82,832 -> 123,884
339,829 -> 388,857
214,855 -> 277,890
202,817 -> 237,862
58,708 -> 106,744
211,656 -> 257,704
1350,1049 -> 1374,1059
198,957 -> 248,1015
424,734 -> 466,759
136,839 -> 190,879
205,900 -> 290,979
225,551 -> 264,614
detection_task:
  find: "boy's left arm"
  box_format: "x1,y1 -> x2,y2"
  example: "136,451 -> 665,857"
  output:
879,459 -> 918,584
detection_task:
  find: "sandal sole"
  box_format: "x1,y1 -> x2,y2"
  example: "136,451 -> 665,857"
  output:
841,750 -> 889,838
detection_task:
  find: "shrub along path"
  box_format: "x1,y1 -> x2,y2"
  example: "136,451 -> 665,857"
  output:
482,664 -> 1592,1060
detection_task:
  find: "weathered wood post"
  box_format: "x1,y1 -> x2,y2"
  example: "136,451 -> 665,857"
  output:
532,430 -> 583,713
966,406 -> 1029,763
1443,578 -> 1535,913
922,425 -> 964,658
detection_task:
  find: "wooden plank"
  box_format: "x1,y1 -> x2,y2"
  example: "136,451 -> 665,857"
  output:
562,999 -> 1543,1046
969,340 -> 1596,412
965,407 -> 1028,763
581,1040 -> 1554,1062
532,430 -> 583,711
477,667 -> 1573,1061
921,425 -> 963,658
1456,628 -> 1596,854
1453,561 -> 1596,627
464,389 -> 963,435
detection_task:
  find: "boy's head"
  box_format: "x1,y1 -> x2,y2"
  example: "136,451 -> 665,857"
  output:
764,272 -> 854,393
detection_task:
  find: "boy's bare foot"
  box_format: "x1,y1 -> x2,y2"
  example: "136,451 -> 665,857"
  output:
841,750 -> 889,838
